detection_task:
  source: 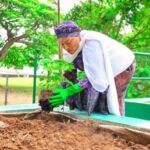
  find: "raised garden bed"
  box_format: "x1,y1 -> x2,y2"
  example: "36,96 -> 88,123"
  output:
0,111 -> 149,150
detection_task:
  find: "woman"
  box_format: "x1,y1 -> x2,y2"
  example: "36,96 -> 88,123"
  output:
49,21 -> 135,116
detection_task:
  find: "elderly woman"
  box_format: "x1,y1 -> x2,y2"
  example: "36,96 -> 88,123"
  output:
49,21 -> 135,116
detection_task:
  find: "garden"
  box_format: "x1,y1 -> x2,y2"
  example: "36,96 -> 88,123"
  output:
0,111 -> 150,150
0,0 -> 150,149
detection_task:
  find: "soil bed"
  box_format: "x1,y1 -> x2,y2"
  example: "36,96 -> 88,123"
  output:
0,112 -> 149,150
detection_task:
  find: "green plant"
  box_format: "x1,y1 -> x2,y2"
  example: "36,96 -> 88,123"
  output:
127,80 -> 150,98
39,58 -> 75,91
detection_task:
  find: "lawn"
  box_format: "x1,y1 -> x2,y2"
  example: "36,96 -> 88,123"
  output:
0,77 -> 40,105
0,77 -> 40,89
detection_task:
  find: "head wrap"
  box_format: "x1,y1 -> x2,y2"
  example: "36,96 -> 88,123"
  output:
54,21 -> 81,38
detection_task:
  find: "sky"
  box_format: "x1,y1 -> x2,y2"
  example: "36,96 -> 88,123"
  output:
59,0 -> 81,13
40,0 -> 83,13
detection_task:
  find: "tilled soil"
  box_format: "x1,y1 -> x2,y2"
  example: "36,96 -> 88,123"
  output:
0,112 -> 149,150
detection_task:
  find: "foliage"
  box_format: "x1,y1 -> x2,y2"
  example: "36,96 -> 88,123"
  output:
127,54 -> 150,98
39,58 -> 74,91
127,81 -> 150,98
0,0 -> 58,67
65,0 -> 150,52
1,34 -> 58,68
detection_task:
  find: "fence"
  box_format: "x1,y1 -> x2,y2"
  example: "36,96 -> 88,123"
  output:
125,52 -> 150,98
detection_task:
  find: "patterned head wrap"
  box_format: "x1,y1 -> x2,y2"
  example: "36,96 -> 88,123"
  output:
54,21 -> 81,38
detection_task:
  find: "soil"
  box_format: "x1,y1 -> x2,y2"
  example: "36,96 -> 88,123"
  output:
0,112 -> 149,150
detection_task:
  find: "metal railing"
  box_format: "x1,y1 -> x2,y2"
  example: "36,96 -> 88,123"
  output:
125,52 -> 150,98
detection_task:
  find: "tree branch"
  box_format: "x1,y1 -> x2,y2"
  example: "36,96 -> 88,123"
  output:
16,40 -> 32,45
0,21 -> 14,39
115,15 -> 125,39
127,19 -> 150,46
130,37 -> 150,41
31,20 -> 39,30
0,34 -> 28,61
131,45 -> 150,50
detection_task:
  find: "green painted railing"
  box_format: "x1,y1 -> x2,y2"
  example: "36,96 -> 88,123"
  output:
134,52 -> 150,56
126,52 -> 150,98
132,77 -> 150,80
32,51 -> 38,103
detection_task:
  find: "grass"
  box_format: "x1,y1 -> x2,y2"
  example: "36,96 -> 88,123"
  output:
0,77 -> 40,89
0,77 -> 40,105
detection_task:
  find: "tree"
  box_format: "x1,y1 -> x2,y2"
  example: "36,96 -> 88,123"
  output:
0,0 -> 58,68
65,0 -> 150,52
